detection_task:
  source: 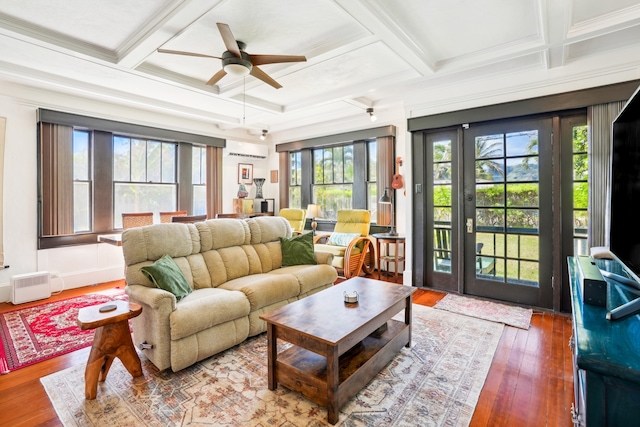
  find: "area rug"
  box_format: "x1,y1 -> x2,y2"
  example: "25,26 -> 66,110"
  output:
0,288 -> 128,373
433,293 -> 533,330
41,304 -> 503,427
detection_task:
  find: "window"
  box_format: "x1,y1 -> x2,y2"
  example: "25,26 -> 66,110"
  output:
312,145 -> 353,220
38,109 -> 224,249
192,146 -> 206,215
289,151 -> 302,209
113,136 -> 178,229
73,130 -> 91,233
367,140 -> 377,218
572,125 -> 588,255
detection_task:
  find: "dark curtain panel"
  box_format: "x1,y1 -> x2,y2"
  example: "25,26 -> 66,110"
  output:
40,122 -> 73,236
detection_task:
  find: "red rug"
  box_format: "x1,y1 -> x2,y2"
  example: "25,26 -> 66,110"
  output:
0,288 -> 128,374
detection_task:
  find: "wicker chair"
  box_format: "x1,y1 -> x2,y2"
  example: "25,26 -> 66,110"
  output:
121,212 -> 154,229
314,209 -> 374,279
159,211 -> 187,223
279,208 -> 307,234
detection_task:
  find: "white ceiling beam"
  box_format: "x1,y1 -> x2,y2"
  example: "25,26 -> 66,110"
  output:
116,0 -> 225,69
333,0 -> 436,75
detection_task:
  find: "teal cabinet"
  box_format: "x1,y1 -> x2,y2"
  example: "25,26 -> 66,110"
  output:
568,257 -> 640,426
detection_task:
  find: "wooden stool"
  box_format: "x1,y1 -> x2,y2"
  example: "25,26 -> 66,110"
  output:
77,300 -> 143,400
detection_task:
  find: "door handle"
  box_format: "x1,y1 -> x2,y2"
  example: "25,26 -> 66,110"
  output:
466,218 -> 474,233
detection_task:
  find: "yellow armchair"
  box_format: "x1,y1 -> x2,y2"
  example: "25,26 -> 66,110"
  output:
279,208 -> 307,234
314,209 -> 374,279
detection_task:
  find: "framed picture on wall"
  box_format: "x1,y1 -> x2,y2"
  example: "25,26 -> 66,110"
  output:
238,163 -> 253,184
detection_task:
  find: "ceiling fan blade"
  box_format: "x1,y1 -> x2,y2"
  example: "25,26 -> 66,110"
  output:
157,48 -> 222,59
206,69 -> 227,86
249,54 -> 307,66
250,66 -> 282,89
216,23 -> 241,57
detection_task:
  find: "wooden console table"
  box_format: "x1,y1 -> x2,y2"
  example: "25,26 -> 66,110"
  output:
260,278 -> 415,424
77,300 -> 143,399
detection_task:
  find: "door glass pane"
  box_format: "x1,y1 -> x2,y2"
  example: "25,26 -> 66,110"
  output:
572,125 -> 588,256
433,139 -> 453,274
506,130 -> 538,156
507,208 -> 538,231
476,159 -> 504,182
476,184 -> 504,207
476,134 -> 504,159
476,208 -> 504,230
506,157 -> 538,182
506,183 -> 538,208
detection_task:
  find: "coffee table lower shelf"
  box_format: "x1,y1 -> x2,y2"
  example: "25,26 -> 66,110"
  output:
274,319 -> 409,414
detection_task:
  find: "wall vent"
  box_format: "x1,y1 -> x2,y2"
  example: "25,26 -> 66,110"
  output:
11,271 -> 51,304
223,140 -> 268,159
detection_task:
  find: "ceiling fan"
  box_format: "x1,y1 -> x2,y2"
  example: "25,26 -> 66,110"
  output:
158,22 -> 306,89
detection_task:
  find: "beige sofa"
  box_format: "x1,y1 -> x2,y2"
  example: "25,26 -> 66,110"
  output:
122,216 -> 338,372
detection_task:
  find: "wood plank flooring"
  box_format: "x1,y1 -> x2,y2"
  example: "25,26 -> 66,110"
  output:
0,276 -> 574,426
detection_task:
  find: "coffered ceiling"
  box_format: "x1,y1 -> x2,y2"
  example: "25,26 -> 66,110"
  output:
0,0 -> 639,142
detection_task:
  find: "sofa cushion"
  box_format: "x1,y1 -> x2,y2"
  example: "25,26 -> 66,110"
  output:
280,232 -> 317,266
169,288 -> 250,340
270,264 -> 338,295
218,274 -> 300,311
247,216 -> 292,244
141,254 -> 193,302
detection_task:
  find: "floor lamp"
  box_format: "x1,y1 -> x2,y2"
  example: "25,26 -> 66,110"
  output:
378,187 -> 397,236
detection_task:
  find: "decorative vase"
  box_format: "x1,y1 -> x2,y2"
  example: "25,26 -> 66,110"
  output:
237,184 -> 248,198
253,178 -> 265,199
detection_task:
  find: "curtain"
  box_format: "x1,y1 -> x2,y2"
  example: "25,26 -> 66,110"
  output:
40,122 -> 74,236
206,145 -> 223,218
588,101 -> 626,247
376,136 -> 395,225
0,117 -> 5,267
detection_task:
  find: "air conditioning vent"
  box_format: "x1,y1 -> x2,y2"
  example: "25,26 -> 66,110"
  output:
224,140 -> 268,159
11,271 -> 51,304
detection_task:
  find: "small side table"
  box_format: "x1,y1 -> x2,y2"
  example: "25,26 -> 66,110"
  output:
77,300 -> 143,400
372,233 -> 406,281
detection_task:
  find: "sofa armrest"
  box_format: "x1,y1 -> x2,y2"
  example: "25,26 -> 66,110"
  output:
314,250 -> 334,265
125,284 -> 177,311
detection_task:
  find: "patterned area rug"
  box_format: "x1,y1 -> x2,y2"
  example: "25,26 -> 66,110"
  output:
434,293 -> 533,329
41,304 -> 503,426
0,288 -> 127,373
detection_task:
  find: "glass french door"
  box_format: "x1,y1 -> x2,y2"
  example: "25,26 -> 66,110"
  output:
462,118 -> 553,307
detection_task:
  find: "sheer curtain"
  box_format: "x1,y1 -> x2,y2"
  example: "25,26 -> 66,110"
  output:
588,101 -> 626,248
206,145 -> 223,219
376,136 -> 394,226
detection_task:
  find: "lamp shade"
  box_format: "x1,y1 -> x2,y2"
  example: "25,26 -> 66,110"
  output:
378,189 -> 392,204
307,204 -> 320,218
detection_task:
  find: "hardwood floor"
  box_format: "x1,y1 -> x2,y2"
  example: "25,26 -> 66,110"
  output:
0,276 -> 574,426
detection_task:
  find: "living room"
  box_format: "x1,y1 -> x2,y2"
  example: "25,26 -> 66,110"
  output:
1,1 -> 640,426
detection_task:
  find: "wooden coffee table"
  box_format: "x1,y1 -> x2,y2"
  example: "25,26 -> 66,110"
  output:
259,277 -> 416,424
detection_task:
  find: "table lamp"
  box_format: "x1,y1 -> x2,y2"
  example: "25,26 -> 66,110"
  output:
307,204 -> 320,235
378,187 -> 397,236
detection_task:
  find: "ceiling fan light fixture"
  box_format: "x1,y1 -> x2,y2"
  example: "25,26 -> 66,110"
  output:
224,63 -> 250,76
367,107 -> 377,122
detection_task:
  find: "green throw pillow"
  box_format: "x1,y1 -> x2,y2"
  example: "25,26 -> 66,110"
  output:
140,254 -> 192,302
280,232 -> 317,266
